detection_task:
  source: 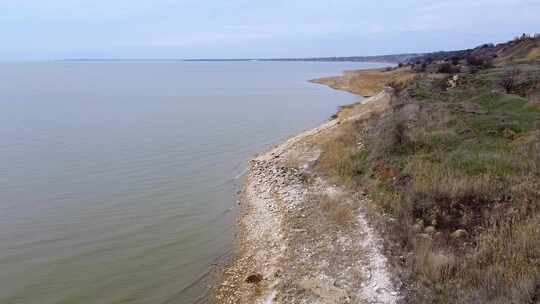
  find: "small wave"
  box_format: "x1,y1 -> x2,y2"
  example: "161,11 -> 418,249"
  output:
233,167 -> 248,180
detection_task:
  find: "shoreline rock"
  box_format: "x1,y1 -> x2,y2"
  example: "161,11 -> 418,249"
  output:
211,86 -> 400,303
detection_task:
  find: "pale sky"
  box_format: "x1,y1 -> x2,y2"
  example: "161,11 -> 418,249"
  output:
1,0 -> 539,60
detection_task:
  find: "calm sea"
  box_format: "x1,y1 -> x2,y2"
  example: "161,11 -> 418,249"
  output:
0,61 -> 388,303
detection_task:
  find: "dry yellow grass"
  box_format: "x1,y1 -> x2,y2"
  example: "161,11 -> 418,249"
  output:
316,121 -> 364,185
413,241 -> 457,283
406,159 -> 502,201
318,194 -> 356,227
311,67 -> 415,97
527,47 -> 540,61
335,90 -> 392,123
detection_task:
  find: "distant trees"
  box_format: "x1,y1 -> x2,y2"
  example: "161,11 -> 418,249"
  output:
513,33 -> 539,41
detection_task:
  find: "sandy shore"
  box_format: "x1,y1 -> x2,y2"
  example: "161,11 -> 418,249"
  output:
211,73 -> 400,303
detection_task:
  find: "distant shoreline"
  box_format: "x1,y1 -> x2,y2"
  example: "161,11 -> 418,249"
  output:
58,53 -> 420,64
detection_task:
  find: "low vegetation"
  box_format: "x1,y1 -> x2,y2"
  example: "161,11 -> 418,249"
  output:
317,193 -> 357,228
311,66 -> 416,97
316,36 -> 540,303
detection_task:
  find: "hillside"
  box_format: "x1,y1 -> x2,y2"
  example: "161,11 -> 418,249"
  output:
407,33 -> 540,66
212,35 -> 540,304
313,35 -> 540,303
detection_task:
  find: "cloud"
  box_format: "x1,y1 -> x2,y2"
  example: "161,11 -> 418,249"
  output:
1,0 -> 539,60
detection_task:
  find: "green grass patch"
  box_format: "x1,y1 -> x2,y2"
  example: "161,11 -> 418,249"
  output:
317,62 -> 540,303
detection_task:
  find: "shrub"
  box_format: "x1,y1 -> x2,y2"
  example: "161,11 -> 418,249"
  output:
388,80 -> 407,93
482,58 -> 495,69
467,56 -> 486,67
466,55 -> 494,69
414,63 -> 428,73
437,63 -> 460,74
467,56 -> 481,66
499,67 -> 522,93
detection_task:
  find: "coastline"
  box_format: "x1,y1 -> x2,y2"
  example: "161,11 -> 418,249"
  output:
211,69 -> 400,303
309,66 -> 411,97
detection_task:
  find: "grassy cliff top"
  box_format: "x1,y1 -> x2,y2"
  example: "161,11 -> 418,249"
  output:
316,35 -> 540,303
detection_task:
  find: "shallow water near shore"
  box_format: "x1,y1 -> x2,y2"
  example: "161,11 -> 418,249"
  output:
0,61 -> 388,303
